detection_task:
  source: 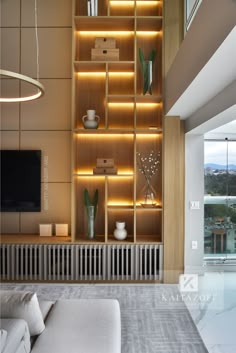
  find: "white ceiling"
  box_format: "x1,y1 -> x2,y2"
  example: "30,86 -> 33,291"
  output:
204,118 -> 236,139
209,120 -> 236,134
167,26 -> 236,120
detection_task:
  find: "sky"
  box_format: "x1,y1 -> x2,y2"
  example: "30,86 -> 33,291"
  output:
204,141 -> 236,165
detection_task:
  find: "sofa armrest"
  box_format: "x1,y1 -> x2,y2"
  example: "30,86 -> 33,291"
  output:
0,319 -> 30,353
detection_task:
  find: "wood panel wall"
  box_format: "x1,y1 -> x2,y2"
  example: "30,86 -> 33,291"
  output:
163,0 -> 184,77
163,116 -> 185,283
0,0 -> 72,235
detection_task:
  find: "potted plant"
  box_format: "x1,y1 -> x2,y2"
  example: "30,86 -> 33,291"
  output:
139,48 -> 156,95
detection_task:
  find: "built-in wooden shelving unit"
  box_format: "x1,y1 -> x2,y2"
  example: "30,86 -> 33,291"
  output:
72,0 -> 163,244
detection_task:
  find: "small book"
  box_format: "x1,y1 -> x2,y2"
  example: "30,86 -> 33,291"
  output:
87,0 -> 91,16
95,0 -> 97,16
91,0 -> 95,16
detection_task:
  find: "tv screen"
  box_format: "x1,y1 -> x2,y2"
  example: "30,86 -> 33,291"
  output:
0,150 -> 41,212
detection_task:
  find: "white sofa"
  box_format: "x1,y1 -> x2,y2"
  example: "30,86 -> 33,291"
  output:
0,291 -> 121,353
1,319 -> 30,353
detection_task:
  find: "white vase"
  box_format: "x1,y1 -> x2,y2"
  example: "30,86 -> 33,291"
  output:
114,221 -> 127,240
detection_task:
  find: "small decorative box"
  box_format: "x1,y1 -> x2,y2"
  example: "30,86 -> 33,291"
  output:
39,224 -> 52,237
55,224 -> 69,236
96,158 -> 114,168
91,48 -> 119,61
95,37 -> 116,49
93,167 -> 117,175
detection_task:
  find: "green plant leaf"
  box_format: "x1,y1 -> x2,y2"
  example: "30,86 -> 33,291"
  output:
149,49 -> 156,62
84,188 -> 91,207
148,85 -> 152,95
138,48 -> 146,73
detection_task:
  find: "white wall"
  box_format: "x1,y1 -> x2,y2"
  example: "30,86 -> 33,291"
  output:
165,0 -> 236,115
185,134 -> 205,273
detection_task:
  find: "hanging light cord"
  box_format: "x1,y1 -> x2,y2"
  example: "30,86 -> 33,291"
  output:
35,0 -> 40,82
0,0 -> 45,103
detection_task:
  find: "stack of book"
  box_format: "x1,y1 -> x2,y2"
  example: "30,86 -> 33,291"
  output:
87,0 -> 98,16
93,158 -> 118,175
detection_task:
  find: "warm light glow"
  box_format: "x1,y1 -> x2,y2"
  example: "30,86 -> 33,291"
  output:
108,102 -> 160,108
108,201 -> 133,206
75,170 -> 93,175
111,172 -> 133,176
78,31 -> 160,37
136,201 -> 162,209
108,102 -> 134,108
76,133 -> 133,139
75,172 -> 133,177
78,31 -> 133,37
136,0 -> 160,5
110,0 -> 160,4
77,72 -> 134,78
136,31 -> 160,36
136,133 -> 161,138
148,126 -> 160,130
136,103 -> 160,108
110,1 -> 134,6
108,72 -> 134,77
75,174 -> 105,180
77,72 -> 106,77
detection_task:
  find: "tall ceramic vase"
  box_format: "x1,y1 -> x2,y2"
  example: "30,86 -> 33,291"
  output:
86,205 -> 96,240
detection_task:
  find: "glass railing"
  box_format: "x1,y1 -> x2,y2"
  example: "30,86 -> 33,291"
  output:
204,140 -> 236,263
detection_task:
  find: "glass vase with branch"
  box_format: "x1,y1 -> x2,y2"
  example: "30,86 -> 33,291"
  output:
136,150 -> 160,207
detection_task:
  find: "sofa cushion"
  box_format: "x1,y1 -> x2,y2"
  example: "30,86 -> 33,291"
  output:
0,291 -> 45,336
38,301 -> 54,322
0,319 -> 30,353
31,299 -> 121,353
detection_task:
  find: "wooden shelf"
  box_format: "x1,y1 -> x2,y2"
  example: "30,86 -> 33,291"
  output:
0,234 -> 162,245
75,16 -> 134,31
73,128 -> 135,134
107,205 -> 134,210
72,0 -> 163,244
74,235 -> 105,243
74,62 -> 135,71
0,235 -> 71,244
136,205 -> 162,210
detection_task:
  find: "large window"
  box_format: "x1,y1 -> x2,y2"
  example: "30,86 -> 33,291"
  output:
204,140 -> 236,259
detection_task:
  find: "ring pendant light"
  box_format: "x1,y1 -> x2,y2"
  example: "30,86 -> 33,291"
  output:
0,0 -> 45,103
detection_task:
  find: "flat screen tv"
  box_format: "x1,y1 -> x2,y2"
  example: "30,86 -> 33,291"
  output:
0,150 -> 41,212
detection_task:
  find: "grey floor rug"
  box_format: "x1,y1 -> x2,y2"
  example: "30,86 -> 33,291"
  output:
0,283 -> 208,353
